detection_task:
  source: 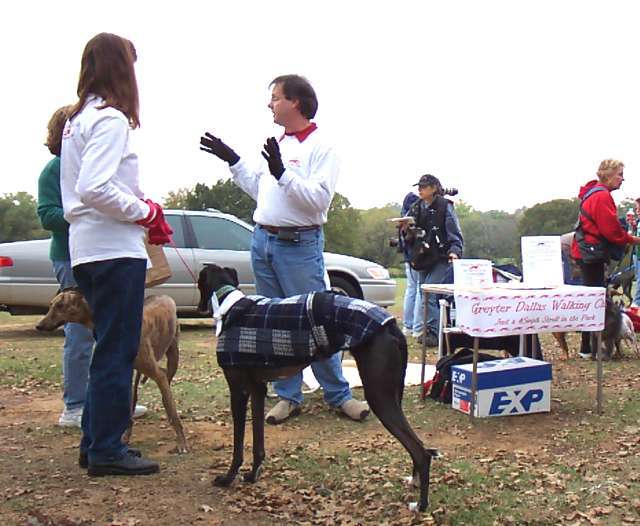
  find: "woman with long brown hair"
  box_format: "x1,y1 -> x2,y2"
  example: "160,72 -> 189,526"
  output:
61,33 -> 171,476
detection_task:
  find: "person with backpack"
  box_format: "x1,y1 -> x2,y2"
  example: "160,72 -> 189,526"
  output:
398,192 -> 421,336
404,174 -> 463,346
632,199 -> 640,308
571,159 -> 640,359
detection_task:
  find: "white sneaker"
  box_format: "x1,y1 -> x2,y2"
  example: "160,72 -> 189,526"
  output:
412,330 -> 424,339
58,407 -> 83,428
578,352 -> 592,360
402,327 -> 411,336
133,404 -> 147,419
57,405 -> 146,427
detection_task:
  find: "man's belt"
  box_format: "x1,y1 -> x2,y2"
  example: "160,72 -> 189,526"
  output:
258,224 -> 320,235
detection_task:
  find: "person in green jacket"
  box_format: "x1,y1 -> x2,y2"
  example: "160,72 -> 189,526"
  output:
38,107 -> 147,428
38,105 -> 94,427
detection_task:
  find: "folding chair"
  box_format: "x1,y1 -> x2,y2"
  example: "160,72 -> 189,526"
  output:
437,297 -> 464,358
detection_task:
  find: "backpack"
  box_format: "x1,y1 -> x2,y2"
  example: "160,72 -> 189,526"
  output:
424,348 -> 497,404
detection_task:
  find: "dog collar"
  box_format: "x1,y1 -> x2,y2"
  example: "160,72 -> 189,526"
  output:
215,285 -> 237,303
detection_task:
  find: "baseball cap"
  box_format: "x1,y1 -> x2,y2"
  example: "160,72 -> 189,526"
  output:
413,174 -> 441,187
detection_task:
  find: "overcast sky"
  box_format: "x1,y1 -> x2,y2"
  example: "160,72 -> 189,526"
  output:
3,0 -> 640,212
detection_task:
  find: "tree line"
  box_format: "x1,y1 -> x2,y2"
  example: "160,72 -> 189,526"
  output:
2,183 -> 636,271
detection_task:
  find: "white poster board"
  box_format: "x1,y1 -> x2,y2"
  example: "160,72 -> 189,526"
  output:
453,259 -> 493,288
521,236 -> 564,287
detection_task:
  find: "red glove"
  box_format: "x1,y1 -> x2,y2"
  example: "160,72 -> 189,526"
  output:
148,220 -> 173,245
136,199 -> 173,245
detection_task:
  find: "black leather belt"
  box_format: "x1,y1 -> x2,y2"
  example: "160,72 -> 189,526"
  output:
259,224 -> 320,235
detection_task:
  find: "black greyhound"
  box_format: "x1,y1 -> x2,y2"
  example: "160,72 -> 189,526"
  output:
198,264 -> 439,512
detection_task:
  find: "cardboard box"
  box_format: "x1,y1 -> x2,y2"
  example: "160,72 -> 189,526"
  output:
451,357 -> 552,418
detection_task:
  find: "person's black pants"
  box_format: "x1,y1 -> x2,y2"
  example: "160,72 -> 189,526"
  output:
73,257 -> 146,464
579,260 -> 605,355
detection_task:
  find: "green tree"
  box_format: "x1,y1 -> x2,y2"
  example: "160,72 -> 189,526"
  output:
453,200 -> 474,221
460,210 -> 519,263
356,204 -> 402,268
164,180 -> 256,223
0,192 -> 48,242
518,199 -> 579,237
617,197 -> 636,217
324,193 -> 361,256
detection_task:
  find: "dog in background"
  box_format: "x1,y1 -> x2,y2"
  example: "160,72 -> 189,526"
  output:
613,311 -> 640,358
608,267 -> 635,305
198,264 -> 439,512
552,296 -> 629,361
36,289 -> 188,453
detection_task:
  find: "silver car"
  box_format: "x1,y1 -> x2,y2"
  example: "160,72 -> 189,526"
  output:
0,209 -> 396,316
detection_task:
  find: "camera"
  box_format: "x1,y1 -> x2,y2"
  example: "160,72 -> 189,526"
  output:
440,187 -> 458,197
389,237 -> 400,248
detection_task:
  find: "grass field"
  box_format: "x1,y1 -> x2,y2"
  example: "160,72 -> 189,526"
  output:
1,281 -> 640,525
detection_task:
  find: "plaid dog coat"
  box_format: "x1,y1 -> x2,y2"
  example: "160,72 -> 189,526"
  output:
217,292 -> 395,368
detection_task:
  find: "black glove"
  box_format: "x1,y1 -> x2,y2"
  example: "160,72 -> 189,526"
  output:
200,132 -> 240,165
261,137 -> 285,180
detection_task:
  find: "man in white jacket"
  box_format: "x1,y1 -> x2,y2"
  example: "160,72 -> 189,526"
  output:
200,74 -> 369,425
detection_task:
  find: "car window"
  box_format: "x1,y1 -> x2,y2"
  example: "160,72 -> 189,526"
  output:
190,216 -> 252,251
165,214 -> 186,248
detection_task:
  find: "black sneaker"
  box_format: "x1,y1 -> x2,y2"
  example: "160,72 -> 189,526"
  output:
87,452 -> 159,476
79,447 -> 142,469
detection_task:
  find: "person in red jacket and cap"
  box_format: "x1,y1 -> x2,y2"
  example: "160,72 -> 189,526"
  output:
571,159 -> 640,359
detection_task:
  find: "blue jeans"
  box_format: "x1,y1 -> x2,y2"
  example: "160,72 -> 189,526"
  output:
52,261 -> 94,411
413,261 -> 452,336
402,262 -> 422,333
251,226 -> 351,407
73,258 -> 146,464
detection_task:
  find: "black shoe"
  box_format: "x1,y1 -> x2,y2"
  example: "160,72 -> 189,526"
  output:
79,447 -> 142,469
87,452 -> 158,477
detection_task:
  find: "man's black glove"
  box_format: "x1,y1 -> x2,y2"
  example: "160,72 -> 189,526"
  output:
200,132 -> 240,165
261,137 -> 285,180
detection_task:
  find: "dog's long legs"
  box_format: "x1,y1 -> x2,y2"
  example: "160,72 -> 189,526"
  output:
154,370 -> 189,453
244,380 -> 267,483
214,370 -> 250,487
353,332 -> 435,512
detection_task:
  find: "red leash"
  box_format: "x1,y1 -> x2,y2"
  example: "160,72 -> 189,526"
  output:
166,239 -> 198,284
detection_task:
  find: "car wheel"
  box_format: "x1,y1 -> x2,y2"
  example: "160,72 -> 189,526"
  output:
329,275 -> 360,299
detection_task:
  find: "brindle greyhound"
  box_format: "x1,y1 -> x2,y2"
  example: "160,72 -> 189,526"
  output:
198,264 -> 439,512
36,289 -> 188,453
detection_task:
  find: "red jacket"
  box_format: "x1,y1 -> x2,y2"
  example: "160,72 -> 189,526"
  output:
571,180 -> 632,260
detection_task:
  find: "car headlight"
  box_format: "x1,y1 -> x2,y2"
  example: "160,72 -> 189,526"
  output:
366,267 -> 390,280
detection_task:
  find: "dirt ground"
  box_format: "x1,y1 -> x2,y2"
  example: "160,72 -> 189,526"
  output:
2,318 -> 640,525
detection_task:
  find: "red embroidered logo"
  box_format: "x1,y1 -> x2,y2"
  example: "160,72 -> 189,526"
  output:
288,159 -> 301,167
